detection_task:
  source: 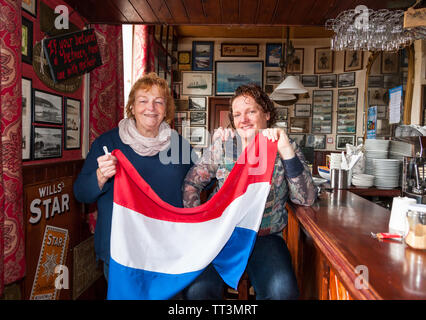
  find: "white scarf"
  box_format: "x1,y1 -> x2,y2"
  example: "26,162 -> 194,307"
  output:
118,118 -> 171,156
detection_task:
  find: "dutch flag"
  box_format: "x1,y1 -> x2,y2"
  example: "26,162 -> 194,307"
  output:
107,134 -> 277,300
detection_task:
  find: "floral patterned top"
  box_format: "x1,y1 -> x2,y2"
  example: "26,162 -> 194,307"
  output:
182,135 -> 316,236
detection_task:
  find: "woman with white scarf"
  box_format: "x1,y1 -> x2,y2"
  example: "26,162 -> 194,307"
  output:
74,73 -> 195,283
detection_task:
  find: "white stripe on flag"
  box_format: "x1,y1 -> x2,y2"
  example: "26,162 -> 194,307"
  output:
110,182 -> 270,274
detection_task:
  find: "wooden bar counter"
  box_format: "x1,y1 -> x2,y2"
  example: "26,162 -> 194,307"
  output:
285,190 -> 426,300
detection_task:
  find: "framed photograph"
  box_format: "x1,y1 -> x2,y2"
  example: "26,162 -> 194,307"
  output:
184,126 -> 207,147
344,50 -> 363,72
22,78 -> 32,161
336,135 -> 355,150
22,0 -> 37,17
221,43 -> 259,57
377,105 -> 387,119
174,112 -> 188,127
383,74 -> 401,89
215,61 -> 263,96
337,88 -> 357,134
369,88 -> 388,106
182,72 -> 213,96
65,98 -> 81,150
32,126 -> 62,160
368,75 -> 384,88
178,51 -> 191,71
289,134 -> 306,147
314,48 -> 334,74
312,90 -> 333,134
22,17 -> 33,65
301,75 -> 318,87
319,74 -> 337,88
266,70 -> 282,84
33,89 -> 63,125
265,43 -> 282,67
192,41 -> 214,71
289,117 -> 310,133
190,111 -> 206,126
381,52 -> 399,74
294,104 -> 311,117
338,72 -> 355,87
286,48 -> 304,74
189,97 -> 206,111
305,134 -> 326,150
276,108 -> 288,121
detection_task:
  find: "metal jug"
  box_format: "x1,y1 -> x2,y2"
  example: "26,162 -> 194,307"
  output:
331,169 -> 348,189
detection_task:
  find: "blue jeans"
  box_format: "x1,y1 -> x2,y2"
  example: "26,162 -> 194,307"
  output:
183,233 -> 299,300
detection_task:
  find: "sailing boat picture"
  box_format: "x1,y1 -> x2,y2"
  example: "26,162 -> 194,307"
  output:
215,61 -> 263,95
182,72 -> 213,96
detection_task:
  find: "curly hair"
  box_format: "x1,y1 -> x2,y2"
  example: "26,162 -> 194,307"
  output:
125,72 -> 175,125
228,83 -> 277,128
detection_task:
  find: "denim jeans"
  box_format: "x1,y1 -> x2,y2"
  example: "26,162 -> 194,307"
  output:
183,233 -> 299,300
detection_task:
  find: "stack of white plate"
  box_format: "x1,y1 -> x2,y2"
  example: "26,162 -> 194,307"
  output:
373,159 -> 401,189
352,173 -> 374,188
389,140 -> 413,160
330,153 -> 342,169
365,139 -> 390,175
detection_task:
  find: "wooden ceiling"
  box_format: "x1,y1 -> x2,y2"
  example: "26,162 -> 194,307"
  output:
63,0 -> 417,38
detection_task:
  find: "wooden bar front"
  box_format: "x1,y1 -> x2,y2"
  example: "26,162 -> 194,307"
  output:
285,190 -> 426,300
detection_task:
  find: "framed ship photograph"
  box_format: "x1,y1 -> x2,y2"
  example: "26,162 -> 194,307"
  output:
189,97 -> 206,111
289,117 -> 310,133
215,61 -> 263,96
301,75 -> 318,87
336,135 -> 355,150
64,98 -> 81,150
338,72 -> 355,87
182,72 -> 213,96
294,104 -> 311,117
32,126 -> 62,160
192,41 -> 214,71
33,89 -> 63,125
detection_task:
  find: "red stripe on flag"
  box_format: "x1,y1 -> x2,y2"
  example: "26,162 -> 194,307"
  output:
112,133 -> 277,223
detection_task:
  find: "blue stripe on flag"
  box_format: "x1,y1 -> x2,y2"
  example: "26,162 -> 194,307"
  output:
107,258 -> 203,300
212,227 -> 257,290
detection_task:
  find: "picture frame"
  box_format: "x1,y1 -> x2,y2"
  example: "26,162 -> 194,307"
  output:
192,41 -> 214,71
286,48 -> 304,74
276,108 -> 288,121
22,17 -> 33,65
190,111 -> 206,126
64,98 -> 81,150
383,74 -> 401,89
336,135 -> 355,150
381,52 -> 399,74
33,89 -> 63,125
32,126 -> 62,160
377,105 -> 387,119
221,43 -> 259,57
337,88 -> 358,134
344,50 -> 363,72
22,0 -> 37,17
22,77 -> 32,161
294,104 -> 311,117
305,134 -> 326,150
178,51 -> 191,69
289,117 -> 310,133
319,74 -> 337,88
338,72 -> 355,87
184,126 -> 207,147
266,71 -> 282,84
312,90 -> 333,134
174,112 -> 188,127
314,48 -> 334,74
289,134 -> 306,147
182,72 -> 213,96
215,61 -> 263,96
265,43 -> 283,67
189,97 -> 206,111
368,75 -> 384,88
369,88 -> 389,106
301,75 -> 318,87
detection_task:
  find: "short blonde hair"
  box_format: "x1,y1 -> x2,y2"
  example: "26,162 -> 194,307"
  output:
125,72 -> 175,125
